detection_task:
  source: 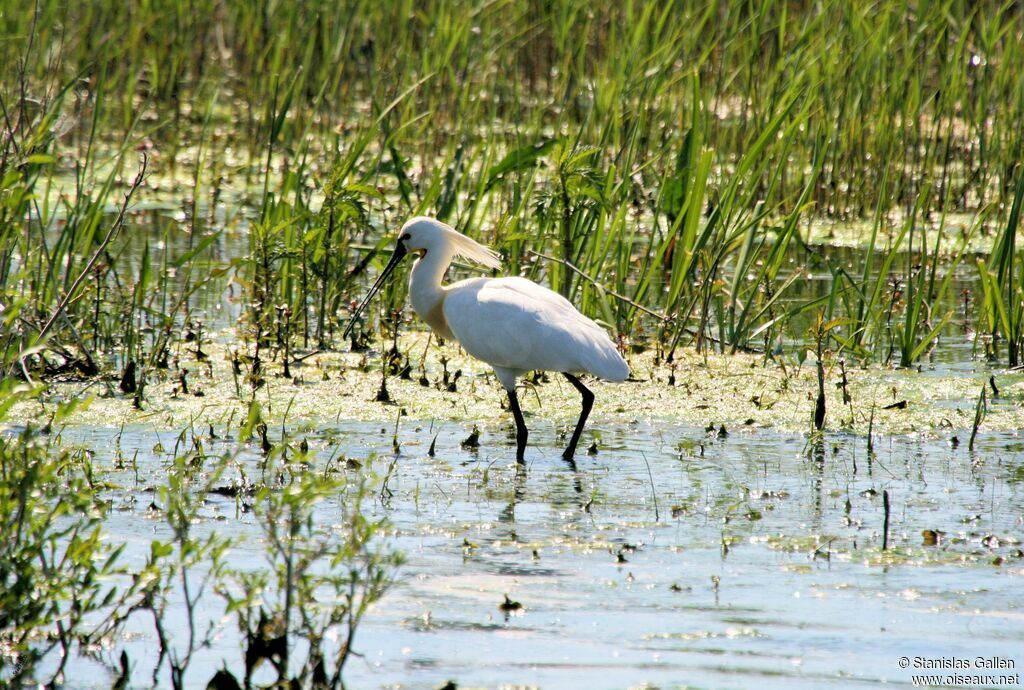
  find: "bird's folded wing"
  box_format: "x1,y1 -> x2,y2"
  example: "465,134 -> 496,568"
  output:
444,277 -> 628,380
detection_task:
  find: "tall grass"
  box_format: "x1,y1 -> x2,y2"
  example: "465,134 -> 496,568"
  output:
3,0 -> 1024,374
977,168 -> 1024,365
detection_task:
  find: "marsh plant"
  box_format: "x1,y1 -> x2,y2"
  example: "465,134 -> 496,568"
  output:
216,459 -> 403,689
0,390 -> 128,686
2,1 -> 1023,381
0,382 -> 400,688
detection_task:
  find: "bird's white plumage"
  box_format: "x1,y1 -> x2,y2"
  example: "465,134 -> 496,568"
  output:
349,216 -> 629,461
443,276 -> 629,390
394,216 -> 628,393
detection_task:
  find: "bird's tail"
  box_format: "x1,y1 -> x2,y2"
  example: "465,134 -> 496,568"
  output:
591,349 -> 630,382
581,331 -> 630,382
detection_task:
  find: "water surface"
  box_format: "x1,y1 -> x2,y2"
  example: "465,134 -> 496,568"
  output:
51,418 -> 1024,689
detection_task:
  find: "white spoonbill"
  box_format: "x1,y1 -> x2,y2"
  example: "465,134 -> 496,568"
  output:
343,217 -> 629,462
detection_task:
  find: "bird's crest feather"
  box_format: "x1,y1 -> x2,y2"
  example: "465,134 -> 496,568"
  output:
446,227 -> 502,270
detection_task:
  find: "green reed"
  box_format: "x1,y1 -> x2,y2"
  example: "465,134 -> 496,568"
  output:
4,0 -> 1024,375
977,169 -> 1024,365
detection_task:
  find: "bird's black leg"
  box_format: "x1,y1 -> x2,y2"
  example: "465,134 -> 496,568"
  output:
506,387 -> 529,463
561,373 -> 594,460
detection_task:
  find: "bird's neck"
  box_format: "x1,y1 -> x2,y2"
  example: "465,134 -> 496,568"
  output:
408,249 -> 452,332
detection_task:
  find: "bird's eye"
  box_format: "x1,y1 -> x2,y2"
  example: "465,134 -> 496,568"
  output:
400,233 -> 411,241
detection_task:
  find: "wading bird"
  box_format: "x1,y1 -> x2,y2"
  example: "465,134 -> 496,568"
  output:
343,217 -> 629,462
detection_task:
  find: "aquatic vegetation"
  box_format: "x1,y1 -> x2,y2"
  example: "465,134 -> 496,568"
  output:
214,457 -> 402,690
3,1 -> 1024,686
977,171 -> 1024,364
3,0 -> 1024,375
0,390 -> 127,685
6,331 -> 1024,439
0,381 -> 400,688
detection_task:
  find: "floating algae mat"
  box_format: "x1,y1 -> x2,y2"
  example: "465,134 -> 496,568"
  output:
13,329 -> 1024,436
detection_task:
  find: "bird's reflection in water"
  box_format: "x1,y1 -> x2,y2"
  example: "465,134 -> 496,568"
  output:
497,455 -> 584,527
562,456 -> 585,500
498,463 -> 527,524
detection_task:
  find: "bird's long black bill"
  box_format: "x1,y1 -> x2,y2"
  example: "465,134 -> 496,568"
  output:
342,242 -> 408,340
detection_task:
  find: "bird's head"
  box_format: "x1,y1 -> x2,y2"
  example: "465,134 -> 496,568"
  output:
395,216 -> 444,258
342,217 -> 502,340
396,217 -> 503,268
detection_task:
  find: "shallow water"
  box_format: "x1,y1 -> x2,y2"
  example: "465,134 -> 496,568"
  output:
47,416 -> 1024,689
15,207 -> 1024,688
